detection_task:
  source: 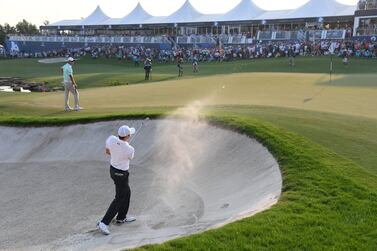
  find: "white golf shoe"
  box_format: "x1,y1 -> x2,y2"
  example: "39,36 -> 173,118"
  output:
74,106 -> 84,111
97,221 -> 110,235
115,216 -> 136,224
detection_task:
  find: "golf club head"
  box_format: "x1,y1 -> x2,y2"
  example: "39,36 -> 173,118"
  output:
141,117 -> 150,125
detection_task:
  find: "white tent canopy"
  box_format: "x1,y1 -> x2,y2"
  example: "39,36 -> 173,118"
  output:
338,5 -> 358,16
103,18 -> 122,26
80,6 -> 110,25
195,14 -> 223,23
119,3 -> 153,25
220,0 -> 265,21
50,19 -> 82,27
255,10 -> 292,21
143,16 -> 168,25
162,0 -> 203,23
46,0 -> 357,28
287,0 -> 356,19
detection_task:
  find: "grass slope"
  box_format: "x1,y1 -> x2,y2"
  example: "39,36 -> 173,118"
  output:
209,106 -> 377,175
134,115 -> 377,250
0,108 -> 376,250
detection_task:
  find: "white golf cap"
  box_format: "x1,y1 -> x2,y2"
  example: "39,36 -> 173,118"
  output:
67,57 -> 75,62
118,125 -> 136,137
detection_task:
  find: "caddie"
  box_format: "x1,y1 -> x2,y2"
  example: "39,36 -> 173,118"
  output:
61,57 -> 82,111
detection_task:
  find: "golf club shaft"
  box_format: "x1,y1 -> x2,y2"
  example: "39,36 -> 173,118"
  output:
129,118 -> 149,144
129,124 -> 143,144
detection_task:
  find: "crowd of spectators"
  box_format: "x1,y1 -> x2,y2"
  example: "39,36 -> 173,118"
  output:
358,0 -> 377,10
7,39 -> 377,63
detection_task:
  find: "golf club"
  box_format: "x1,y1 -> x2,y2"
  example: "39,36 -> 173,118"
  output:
129,117 -> 150,144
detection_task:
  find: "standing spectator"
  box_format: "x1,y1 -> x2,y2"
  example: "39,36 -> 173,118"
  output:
177,57 -> 184,77
144,58 -> 152,80
133,48 -> 140,67
192,57 -> 199,73
343,52 -> 349,65
288,46 -> 296,67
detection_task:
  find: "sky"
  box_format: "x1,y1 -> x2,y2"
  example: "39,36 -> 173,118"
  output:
0,0 -> 359,26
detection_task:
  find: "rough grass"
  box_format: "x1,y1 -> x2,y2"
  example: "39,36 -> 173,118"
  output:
208,106 -> 377,175
133,115 -> 377,251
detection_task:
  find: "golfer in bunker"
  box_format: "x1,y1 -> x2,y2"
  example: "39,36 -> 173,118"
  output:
97,125 -> 136,235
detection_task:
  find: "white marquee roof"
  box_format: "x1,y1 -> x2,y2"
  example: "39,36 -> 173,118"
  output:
142,16 -> 168,25
50,6 -> 110,26
103,18 -> 122,26
162,0 -> 203,23
195,14 -> 223,23
337,5 -> 358,16
80,6 -> 110,25
255,10 -> 292,21
287,0 -> 355,19
47,0 -> 357,28
220,0 -> 265,21
50,19 -> 82,27
119,3 -> 153,25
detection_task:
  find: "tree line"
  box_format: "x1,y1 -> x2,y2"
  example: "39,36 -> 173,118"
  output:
0,19 -> 43,46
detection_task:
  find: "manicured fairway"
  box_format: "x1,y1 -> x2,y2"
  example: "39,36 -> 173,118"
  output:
1,57 -> 377,250
1,72 -> 377,119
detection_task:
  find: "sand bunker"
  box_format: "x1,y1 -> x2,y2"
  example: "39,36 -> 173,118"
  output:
0,86 -> 14,92
38,58 -> 68,64
0,119 -> 282,251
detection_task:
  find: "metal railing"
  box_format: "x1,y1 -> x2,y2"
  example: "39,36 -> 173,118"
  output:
7,35 -> 170,44
257,30 -> 347,41
176,35 -> 216,44
356,28 -> 377,36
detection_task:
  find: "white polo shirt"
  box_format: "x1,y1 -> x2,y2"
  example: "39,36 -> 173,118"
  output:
106,135 -> 135,171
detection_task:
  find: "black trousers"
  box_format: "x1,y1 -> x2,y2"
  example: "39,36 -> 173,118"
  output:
102,166 -> 131,225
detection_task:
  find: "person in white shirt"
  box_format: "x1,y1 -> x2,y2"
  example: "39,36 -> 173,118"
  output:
97,125 -> 136,235
61,57 -> 82,111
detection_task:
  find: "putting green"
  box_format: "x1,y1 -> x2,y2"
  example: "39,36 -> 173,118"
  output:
1,72 -> 376,119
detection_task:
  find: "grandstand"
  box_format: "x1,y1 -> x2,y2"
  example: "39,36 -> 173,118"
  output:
4,0 -> 377,54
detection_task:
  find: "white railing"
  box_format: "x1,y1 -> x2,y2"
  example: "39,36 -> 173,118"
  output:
8,35 -> 170,44
176,35 -> 216,44
176,35 -> 252,44
257,30 -> 347,41
356,28 -> 377,36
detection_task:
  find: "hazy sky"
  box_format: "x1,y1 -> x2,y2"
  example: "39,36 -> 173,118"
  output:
0,0 -> 358,26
